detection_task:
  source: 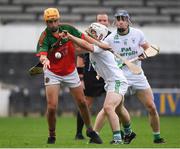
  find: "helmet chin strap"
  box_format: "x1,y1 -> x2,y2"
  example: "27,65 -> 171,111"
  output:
117,26 -> 129,35
117,28 -> 126,33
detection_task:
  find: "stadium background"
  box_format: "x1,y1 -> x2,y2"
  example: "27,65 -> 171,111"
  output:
0,0 -> 180,117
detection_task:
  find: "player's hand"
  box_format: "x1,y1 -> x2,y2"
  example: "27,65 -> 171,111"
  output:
138,53 -> 146,60
40,55 -> 50,70
42,59 -> 50,70
60,30 -> 70,39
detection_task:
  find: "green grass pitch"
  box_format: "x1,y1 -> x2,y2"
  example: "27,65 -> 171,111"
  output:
0,116 -> 180,148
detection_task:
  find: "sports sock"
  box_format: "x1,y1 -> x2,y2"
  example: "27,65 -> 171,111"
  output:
113,130 -> 122,141
76,112 -> 84,135
153,132 -> 161,140
123,123 -> 132,135
49,128 -> 56,137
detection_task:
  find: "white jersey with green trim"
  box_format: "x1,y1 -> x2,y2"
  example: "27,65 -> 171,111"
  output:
104,27 -> 147,70
90,45 -> 127,83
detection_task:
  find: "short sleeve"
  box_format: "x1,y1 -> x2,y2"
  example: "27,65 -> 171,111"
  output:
138,29 -> 147,46
36,31 -> 49,56
93,45 -> 103,53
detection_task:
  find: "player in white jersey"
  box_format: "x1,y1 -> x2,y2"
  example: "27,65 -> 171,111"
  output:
75,14 -> 109,140
95,10 -> 165,144
62,22 -> 136,144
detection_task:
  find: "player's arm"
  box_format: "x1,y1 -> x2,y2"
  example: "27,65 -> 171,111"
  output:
62,31 -> 110,53
39,55 -> 50,70
138,30 -> 159,60
140,42 -> 160,60
83,33 -> 110,50
63,24 -> 110,50
74,44 -> 89,55
141,42 -> 151,51
138,42 -> 150,60
76,55 -> 85,81
36,31 -> 50,70
65,32 -> 95,52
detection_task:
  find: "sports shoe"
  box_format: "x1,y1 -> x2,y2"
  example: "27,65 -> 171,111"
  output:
47,136 -> 56,144
110,139 -> 123,144
75,133 -> 85,140
86,130 -> 103,144
154,138 -> 165,144
124,131 -> 136,144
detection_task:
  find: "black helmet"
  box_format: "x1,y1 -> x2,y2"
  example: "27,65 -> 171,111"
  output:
114,10 -> 130,18
114,10 -> 131,23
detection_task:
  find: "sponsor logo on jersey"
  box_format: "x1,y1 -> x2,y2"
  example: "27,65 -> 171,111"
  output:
114,40 -> 120,43
120,47 -> 138,56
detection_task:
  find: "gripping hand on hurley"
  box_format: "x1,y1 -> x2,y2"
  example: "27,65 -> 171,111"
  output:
40,55 -> 50,70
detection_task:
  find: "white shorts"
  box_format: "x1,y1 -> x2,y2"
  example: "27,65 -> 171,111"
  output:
124,70 -> 150,91
44,69 -> 81,88
104,80 -> 128,96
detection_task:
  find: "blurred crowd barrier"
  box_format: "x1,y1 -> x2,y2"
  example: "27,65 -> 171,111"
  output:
153,88 -> 180,115
1,87 -> 180,117
0,24 -> 179,53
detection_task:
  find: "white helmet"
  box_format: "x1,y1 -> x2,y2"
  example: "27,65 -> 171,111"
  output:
86,22 -> 109,40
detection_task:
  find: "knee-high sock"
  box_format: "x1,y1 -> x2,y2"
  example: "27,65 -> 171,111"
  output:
76,111 -> 84,134
47,109 -> 56,137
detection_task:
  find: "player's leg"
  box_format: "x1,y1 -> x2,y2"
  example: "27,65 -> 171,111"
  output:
70,86 -> 103,144
75,96 -> 94,140
75,112 -> 85,139
45,84 -> 60,144
93,109 -> 106,133
43,69 -> 62,144
116,99 -> 136,144
70,86 -> 91,130
136,88 -> 165,143
103,91 -> 123,144
75,69 -> 105,140
94,80 -> 128,144
94,99 -> 136,144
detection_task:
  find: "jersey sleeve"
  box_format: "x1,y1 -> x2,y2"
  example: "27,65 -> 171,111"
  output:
93,45 -> 103,53
36,31 -> 49,56
103,34 -> 111,46
139,29 -> 147,46
93,40 -> 109,53
103,35 -> 109,42
66,24 -> 83,38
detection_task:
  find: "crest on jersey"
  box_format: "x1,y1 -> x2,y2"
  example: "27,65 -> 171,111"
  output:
123,39 -> 128,45
114,34 -> 120,43
131,38 -> 136,44
45,77 -> 50,83
114,34 -> 119,40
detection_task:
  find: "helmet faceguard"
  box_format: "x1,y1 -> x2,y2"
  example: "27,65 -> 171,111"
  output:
114,10 -> 131,24
86,22 -> 109,40
114,10 -> 131,34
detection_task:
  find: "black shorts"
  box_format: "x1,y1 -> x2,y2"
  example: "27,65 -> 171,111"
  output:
83,70 -> 105,97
